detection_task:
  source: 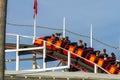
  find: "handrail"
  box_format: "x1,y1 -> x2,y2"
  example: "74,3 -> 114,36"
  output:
6,33 -> 34,39
6,34 -> 44,71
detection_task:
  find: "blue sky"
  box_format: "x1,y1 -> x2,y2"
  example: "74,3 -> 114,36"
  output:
6,0 -> 120,70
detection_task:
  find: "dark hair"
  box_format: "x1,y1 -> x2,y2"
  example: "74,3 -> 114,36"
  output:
84,43 -> 87,46
103,49 -> 106,52
66,36 -> 69,39
111,52 -> 115,57
79,40 -> 83,43
52,34 -> 55,37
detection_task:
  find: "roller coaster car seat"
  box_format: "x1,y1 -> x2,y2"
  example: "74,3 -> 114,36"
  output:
69,42 -> 77,46
34,37 -> 44,46
46,38 -> 54,50
85,48 -> 94,53
63,42 -> 77,58
76,48 -> 84,57
118,70 -> 120,74
103,59 -> 116,69
84,54 -> 97,66
97,58 -> 104,67
63,45 -> 76,58
69,45 -> 77,58
82,48 -> 94,58
33,36 -> 51,46
108,65 -> 117,74
44,36 -> 51,40
52,40 -> 62,51
84,51 -> 94,59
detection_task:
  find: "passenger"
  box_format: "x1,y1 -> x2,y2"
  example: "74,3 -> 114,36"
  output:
77,40 -> 84,48
107,52 -> 116,61
107,52 -> 116,65
83,43 -> 87,49
115,63 -> 120,74
103,52 -> 116,68
88,50 -> 100,56
116,63 -> 120,69
94,50 -> 100,62
61,37 -> 65,42
98,49 -> 108,58
51,34 -> 55,40
103,54 -> 108,60
64,36 -> 71,45
60,38 -> 65,48
95,50 -> 100,57
54,33 -> 60,41
58,33 -> 62,38
114,60 -> 119,65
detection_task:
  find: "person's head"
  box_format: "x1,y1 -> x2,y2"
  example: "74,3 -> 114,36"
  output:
83,43 -> 87,48
58,33 -> 62,36
102,49 -> 106,53
51,34 -> 55,37
55,33 -> 59,36
78,40 -> 82,44
84,43 -> 87,46
51,34 -> 55,39
61,37 -> 65,41
65,36 -> 69,40
101,49 -> 106,55
95,51 -> 100,56
110,52 -> 115,58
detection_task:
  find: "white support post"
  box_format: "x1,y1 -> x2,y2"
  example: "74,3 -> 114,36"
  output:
16,35 -> 20,71
33,14 -> 37,43
63,17 -> 66,38
43,41 -> 46,70
67,51 -> 71,68
32,53 -> 37,69
94,64 -> 97,73
90,24 -> 93,48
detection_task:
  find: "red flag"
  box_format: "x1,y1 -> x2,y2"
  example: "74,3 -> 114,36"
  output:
33,0 -> 38,18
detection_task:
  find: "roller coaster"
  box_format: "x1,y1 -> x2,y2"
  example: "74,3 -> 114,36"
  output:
5,33 -> 120,75
33,34 -> 120,74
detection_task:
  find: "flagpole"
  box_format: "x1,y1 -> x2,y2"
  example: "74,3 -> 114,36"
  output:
90,24 -> 93,48
33,14 -> 36,42
63,17 -> 66,38
33,0 -> 38,42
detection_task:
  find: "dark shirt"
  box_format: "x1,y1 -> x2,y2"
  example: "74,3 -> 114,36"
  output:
54,36 -> 59,41
98,53 -> 108,59
64,39 -> 71,45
